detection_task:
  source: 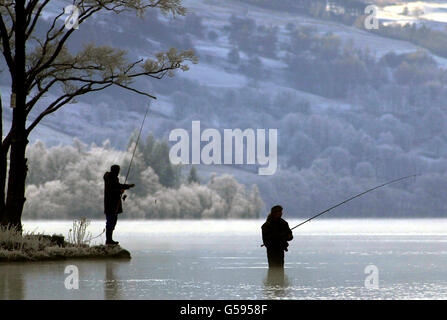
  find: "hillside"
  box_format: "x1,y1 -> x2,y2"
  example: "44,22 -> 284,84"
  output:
2,0 -> 447,217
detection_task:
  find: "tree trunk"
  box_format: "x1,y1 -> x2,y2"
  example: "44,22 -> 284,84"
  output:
0,96 -> 5,225
0,146 -> 7,226
4,137 -> 28,230
3,0 -> 27,230
0,155 -> 7,226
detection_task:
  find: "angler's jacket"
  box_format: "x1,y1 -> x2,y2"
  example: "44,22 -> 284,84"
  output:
261,216 -> 293,251
104,172 -> 133,214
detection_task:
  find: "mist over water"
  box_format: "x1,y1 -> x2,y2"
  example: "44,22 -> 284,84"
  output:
3,0 -> 447,303
1,219 -> 447,300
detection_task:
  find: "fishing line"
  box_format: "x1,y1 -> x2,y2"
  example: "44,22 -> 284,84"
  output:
291,174 -> 420,230
260,174 -> 420,247
124,101 -> 151,184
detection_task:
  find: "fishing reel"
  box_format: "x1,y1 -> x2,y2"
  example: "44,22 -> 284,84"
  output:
122,194 -> 127,201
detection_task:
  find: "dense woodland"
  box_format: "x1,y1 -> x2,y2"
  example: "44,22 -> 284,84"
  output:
4,0 -> 447,218
23,137 -> 263,219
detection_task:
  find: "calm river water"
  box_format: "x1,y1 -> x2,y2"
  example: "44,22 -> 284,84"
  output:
1,219 -> 447,299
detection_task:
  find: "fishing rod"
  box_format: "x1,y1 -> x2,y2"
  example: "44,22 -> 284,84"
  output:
260,174 -> 419,247
261,174 -> 420,247
290,174 -> 420,231
125,101 -> 151,183
121,101 -> 151,201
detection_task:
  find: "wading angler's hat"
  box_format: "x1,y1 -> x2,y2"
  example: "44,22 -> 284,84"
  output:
270,205 -> 283,214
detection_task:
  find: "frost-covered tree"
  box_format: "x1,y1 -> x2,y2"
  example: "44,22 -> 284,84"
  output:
187,166 -> 200,184
125,134 -> 181,190
23,140 -> 264,219
0,0 -> 197,228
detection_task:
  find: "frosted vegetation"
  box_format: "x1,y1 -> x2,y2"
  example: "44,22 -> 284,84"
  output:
162,8 -> 447,217
0,220 -> 130,262
23,137 -> 264,220
3,0 -> 447,218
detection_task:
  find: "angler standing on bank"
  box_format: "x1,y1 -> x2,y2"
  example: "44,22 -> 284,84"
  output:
262,205 -> 293,268
104,165 -> 135,245
103,102 -> 149,245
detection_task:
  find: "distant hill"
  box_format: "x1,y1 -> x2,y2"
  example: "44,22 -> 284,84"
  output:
2,0 -> 447,217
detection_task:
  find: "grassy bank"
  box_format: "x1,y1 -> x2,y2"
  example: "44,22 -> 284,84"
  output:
0,219 -> 131,262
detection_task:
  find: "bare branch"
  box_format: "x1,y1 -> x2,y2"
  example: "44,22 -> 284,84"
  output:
25,0 -> 51,40
113,82 -> 157,99
25,82 -> 115,135
26,6 -> 101,87
3,2 -> 15,38
0,14 -> 14,76
20,0 -> 195,135
25,77 -> 59,112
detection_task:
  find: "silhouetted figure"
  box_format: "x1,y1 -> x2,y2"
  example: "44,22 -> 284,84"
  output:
104,165 -> 135,245
261,205 -> 293,268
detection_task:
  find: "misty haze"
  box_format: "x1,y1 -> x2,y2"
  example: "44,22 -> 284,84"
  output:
2,0 -> 447,302
1,0 -> 445,220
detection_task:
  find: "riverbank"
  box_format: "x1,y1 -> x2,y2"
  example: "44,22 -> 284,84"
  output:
0,228 -> 131,262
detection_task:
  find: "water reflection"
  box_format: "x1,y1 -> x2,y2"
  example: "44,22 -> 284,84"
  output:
263,268 -> 290,299
2,219 -> 447,299
0,265 -> 25,300
104,261 -> 121,300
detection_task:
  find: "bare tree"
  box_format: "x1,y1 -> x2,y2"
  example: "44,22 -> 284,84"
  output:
0,0 -> 197,229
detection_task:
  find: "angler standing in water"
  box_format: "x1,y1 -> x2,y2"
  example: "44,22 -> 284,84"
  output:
104,164 -> 135,245
262,205 -> 293,268
259,175 -> 419,268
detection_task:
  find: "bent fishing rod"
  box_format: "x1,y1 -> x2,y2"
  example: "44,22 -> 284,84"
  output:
291,174 -> 420,231
261,174 -> 420,247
